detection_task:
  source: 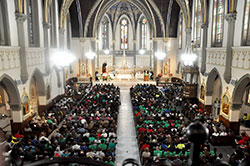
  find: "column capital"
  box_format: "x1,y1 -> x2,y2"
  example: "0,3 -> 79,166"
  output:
185,28 -> 192,33
224,72 -> 232,84
59,28 -> 65,34
201,23 -> 208,29
43,22 -> 51,29
225,12 -> 237,22
231,104 -> 242,110
15,13 -> 27,22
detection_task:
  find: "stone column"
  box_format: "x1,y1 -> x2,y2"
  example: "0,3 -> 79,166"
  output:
112,40 -> 115,67
150,40 -> 153,68
90,40 -> 96,79
200,24 -> 208,75
153,41 -> 157,79
96,40 -> 100,69
59,28 -> 65,49
133,40 -> 136,68
43,22 -> 51,75
15,13 -> 29,84
224,13 -> 237,83
185,28 -> 192,51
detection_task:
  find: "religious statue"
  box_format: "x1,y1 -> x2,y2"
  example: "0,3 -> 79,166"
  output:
102,63 -> 107,73
22,88 -> 30,115
221,87 -> 230,115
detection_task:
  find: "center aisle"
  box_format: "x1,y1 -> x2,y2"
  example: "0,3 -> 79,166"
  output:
115,86 -> 141,166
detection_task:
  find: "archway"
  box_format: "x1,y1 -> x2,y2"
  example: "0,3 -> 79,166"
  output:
232,74 -> 250,121
29,68 -> 45,116
206,68 -> 222,117
0,74 -> 21,133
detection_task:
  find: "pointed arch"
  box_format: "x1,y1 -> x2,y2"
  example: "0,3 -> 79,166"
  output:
206,68 -> 222,96
0,74 -> 21,110
232,74 -> 250,105
30,68 -> 46,96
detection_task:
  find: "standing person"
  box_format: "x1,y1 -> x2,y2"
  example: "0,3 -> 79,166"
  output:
95,71 -> 99,81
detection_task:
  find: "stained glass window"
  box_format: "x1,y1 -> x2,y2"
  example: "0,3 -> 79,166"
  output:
141,18 -> 147,49
212,0 -> 224,47
121,19 -> 128,50
27,0 -> 35,45
242,0 -> 250,46
102,17 -> 109,50
178,13 -> 183,49
194,0 -> 202,47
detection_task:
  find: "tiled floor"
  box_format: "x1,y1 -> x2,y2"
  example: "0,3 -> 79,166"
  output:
115,86 -> 141,166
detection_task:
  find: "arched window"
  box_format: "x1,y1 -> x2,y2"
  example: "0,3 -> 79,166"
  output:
27,0 -> 40,47
212,0 -> 224,47
140,18 -> 147,49
242,0 -> 250,46
178,13 -> 183,49
121,19 -> 128,50
194,0 -> 202,47
0,0 -> 10,46
102,17 -> 109,50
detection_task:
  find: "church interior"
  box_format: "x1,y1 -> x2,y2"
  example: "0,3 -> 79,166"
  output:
0,0 -> 250,165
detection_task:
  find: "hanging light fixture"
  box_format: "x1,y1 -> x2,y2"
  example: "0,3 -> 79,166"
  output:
155,51 -> 167,60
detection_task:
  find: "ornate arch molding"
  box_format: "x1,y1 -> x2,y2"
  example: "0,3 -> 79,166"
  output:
85,0 -> 156,38
147,0 -> 166,37
30,68 -> 46,96
59,0 -> 74,29
175,0 -> 191,28
199,0 -> 208,25
0,74 -> 21,111
232,74 -> 250,105
206,68 -> 222,96
83,0 -> 103,37
44,0 -> 52,23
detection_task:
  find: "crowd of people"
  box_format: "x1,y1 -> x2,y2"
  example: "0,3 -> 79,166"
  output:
130,84 -> 229,166
1,83 -> 120,165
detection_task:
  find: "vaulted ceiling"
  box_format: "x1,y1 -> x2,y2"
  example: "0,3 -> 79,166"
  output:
67,0 -> 194,38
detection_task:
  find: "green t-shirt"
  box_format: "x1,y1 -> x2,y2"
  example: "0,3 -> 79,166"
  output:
89,144 -> 97,150
108,142 -> 116,149
98,143 -> 107,150
153,150 -> 163,157
105,161 -> 114,165
89,137 -> 95,143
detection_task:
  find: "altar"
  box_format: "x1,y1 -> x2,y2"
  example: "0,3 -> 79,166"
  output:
115,68 -> 135,80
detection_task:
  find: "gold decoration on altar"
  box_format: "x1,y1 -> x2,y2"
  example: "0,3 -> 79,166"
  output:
221,87 -> 231,116
21,88 -> 30,116
164,59 -> 170,75
200,79 -> 206,103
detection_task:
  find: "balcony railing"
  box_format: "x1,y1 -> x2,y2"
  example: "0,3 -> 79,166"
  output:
0,46 -> 20,71
26,47 -> 45,67
206,47 -> 226,66
232,47 -> 250,69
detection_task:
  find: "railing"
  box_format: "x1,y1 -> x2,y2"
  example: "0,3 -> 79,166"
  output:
98,50 -> 152,56
232,47 -> 250,69
26,47 -> 45,67
0,46 -> 20,71
206,48 -> 226,66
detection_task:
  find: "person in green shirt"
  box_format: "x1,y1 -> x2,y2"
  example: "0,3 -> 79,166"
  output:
153,147 -> 163,157
89,137 -> 95,143
89,144 -> 97,150
98,140 -> 107,150
108,140 -> 116,150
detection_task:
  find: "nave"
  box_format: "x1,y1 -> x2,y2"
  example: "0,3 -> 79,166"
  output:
1,82 -> 249,166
